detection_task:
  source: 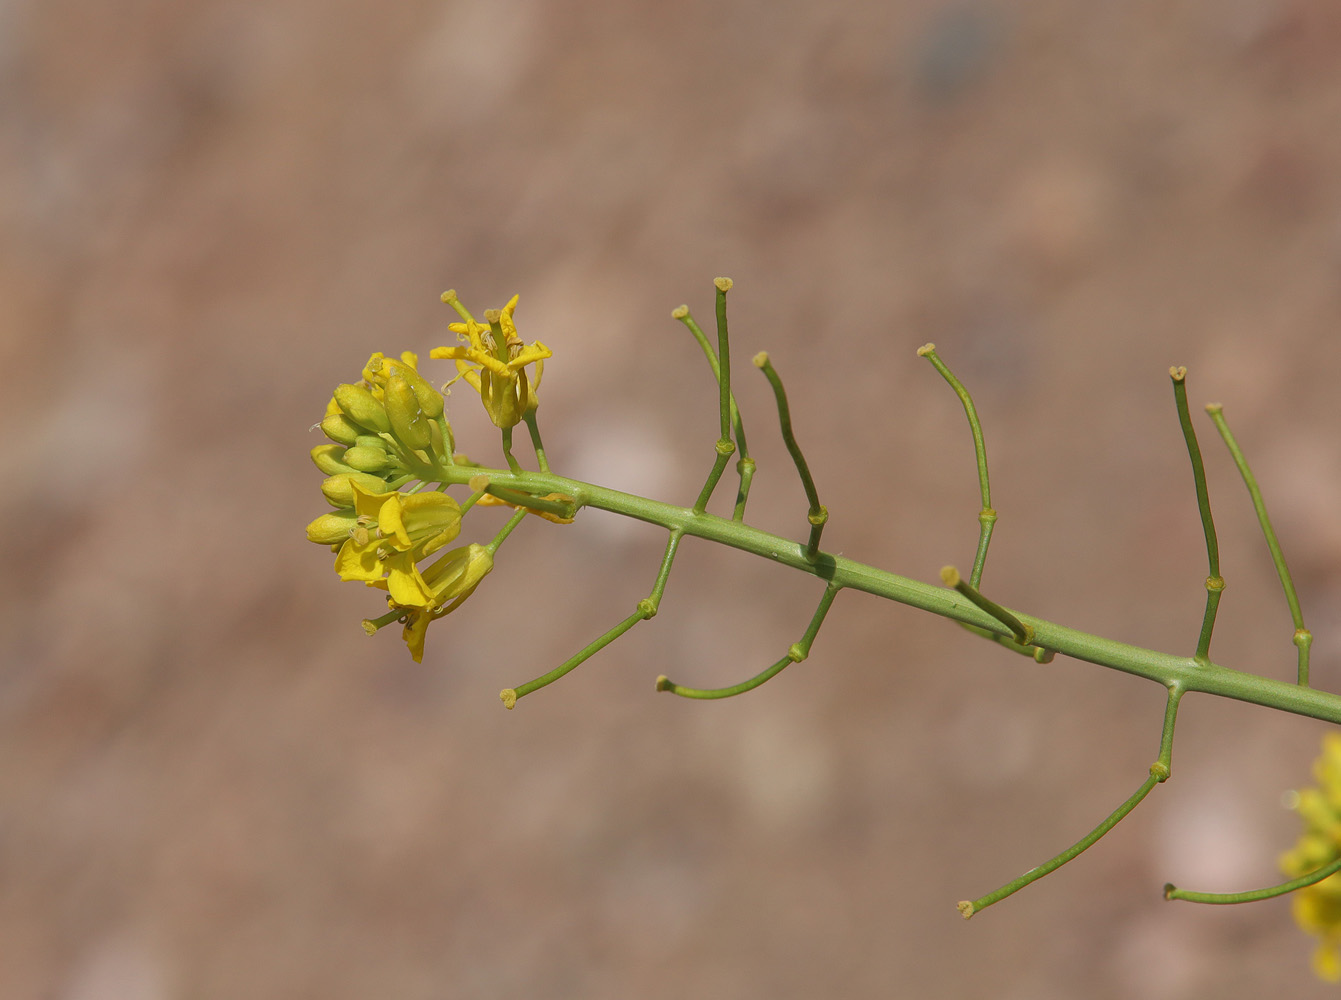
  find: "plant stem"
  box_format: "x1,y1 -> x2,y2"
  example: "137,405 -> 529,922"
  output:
918,345 -> 995,588
1169,367 -> 1223,663
435,460 -> 1341,727
1206,404 -> 1312,686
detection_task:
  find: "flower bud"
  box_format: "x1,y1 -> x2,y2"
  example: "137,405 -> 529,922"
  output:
334,383 -> 391,434
321,472 -> 393,508
311,444 -> 355,476
320,412 -> 362,446
384,375 -> 432,451
305,508 -> 359,544
342,445 -> 395,473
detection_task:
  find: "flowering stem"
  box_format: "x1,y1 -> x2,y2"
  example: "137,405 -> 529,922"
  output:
1205,404 -> 1312,686
1170,368 -> 1223,663
432,461 -> 1341,727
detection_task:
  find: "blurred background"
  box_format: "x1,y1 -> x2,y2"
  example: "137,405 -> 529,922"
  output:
4,0 -> 1341,997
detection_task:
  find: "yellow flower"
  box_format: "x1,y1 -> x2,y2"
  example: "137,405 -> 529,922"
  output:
393,543 -> 495,662
329,483 -> 463,605
1282,733 -> 1341,981
431,291 -> 550,428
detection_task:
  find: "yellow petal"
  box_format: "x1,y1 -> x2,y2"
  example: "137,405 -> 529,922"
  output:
385,553 -> 435,607
402,611 -> 430,663
334,537 -> 385,583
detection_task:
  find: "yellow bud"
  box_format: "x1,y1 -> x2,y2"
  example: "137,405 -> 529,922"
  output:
321,472 -> 393,508
311,444 -> 354,475
391,363 -> 445,419
320,412 -> 362,446
305,508 -> 359,544
342,445 -> 394,473
385,375 -> 432,451
334,383 -> 391,434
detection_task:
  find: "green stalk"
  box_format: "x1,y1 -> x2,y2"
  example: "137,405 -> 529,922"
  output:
1169,367 -> 1223,663
658,583 -> 840,698
1206,404 -> 1312,686
754,351 -> 828,560
430,460 -> 1341,727
918,344 -> 995,588
1165,856 -> 1341,905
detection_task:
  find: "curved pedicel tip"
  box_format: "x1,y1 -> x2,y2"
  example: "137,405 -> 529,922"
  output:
713,276 -> 733,292
1169,365 -> 1187,382
499,688 -> 517,710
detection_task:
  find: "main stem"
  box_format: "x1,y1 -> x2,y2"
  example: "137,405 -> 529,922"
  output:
437,463 -> 1341,726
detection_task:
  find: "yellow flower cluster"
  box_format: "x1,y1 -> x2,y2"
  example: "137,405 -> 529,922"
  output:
305,292 -> 551,663
1281,734 -> 1341,981
306,348 -> 493,662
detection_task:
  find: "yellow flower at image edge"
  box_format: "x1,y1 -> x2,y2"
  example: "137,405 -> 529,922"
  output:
390,543 -> 495,663
1281,733 -> 1341,981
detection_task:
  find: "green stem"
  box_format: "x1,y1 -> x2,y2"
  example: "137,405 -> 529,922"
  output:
1206,404 -> 1311,686
961,775 -> 1160,918
754,352 -> 828,560
500,425 -> 522,474
658,583 -> 840,699
918,345 -> 995,588
523,411 -> 550,473
940,565 -> 1032,647
429,461 -> 1341,728
1169,368 -> 1223,663
673,293 -> 754,520
1165,855 -> 1341,905
486,508 -> 531,554
501,530 -> 684,708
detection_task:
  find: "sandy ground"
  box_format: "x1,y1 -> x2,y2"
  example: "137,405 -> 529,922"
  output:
4,1 -> 1341,997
